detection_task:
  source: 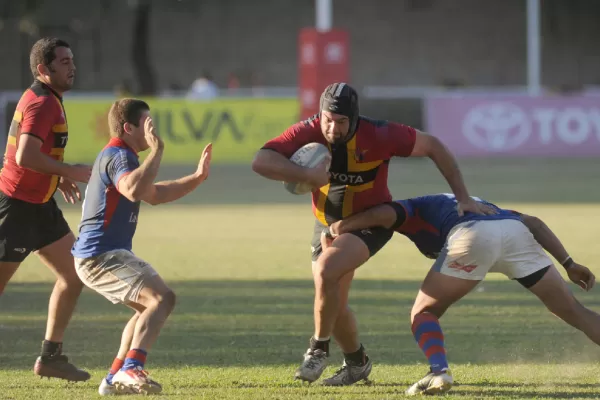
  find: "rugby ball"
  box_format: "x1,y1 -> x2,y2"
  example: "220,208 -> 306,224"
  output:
284,143 -> 331,195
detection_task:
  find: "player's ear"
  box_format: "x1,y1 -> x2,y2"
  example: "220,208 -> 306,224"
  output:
123,122 -> 132,134
36,63 -> 49,78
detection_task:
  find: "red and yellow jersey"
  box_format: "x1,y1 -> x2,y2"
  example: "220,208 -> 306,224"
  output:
262,115 -> 417,225
0,80 -> 68,204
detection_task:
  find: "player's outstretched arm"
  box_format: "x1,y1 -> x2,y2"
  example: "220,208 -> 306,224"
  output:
143,143 -> 212,206
409,131 -> 495,216
521,213 -> 595,290
329,204 -> 400,236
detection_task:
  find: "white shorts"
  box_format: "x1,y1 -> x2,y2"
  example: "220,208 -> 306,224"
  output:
433,219 -> 552,281
74,249 -> 158,304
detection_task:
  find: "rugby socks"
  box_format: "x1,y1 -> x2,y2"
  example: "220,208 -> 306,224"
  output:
344,344 -> 369,366
106,358 -> 124,384
121,349 -> 147,371
41,340 -> 62,357
310,336 -> 330,356
412,312 -> 449,373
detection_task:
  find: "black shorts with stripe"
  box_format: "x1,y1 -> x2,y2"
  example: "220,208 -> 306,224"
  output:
310,219 -> 393,262
0,191 -> 71,262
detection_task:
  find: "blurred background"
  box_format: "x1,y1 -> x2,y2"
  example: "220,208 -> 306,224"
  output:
0,0 -> 599,204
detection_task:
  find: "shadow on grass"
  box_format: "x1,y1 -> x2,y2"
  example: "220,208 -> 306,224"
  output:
2,279 -> 599,371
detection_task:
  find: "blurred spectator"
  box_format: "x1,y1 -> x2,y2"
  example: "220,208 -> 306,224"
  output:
227,73 -> 240,91
187,71 -> 219,100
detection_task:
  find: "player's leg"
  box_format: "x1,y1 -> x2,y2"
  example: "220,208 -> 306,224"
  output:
524,266 -> 600,345
111,269 -> 175,394
34,231 -> 89,381
75,249 -> 171,394
0,262 -> 22,294
297,226 -> 390,384
322,270 -> 373,386
499,218 -> 600,345
0,193 -> 34,294
406,221 -> 500,396
99,307 -> 143,396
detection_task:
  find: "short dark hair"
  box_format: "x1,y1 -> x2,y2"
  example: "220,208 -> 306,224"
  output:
30,37 -> 71,78
108,98 -> 150,138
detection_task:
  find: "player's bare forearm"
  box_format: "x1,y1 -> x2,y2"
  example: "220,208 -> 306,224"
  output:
411,132 -> 470,202
120,148 -> 163,201
145,173 -> 204,205
428,140 -> 470,202
521,214 -> 570,263
330,204 -> 397,235
16,149 -> 70,177
251,149 -> 310,182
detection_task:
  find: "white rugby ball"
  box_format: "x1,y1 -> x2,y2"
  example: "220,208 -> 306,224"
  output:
284,142 -> 331,195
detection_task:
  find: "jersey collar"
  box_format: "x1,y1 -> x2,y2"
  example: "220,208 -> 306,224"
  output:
106,137 -> 139,156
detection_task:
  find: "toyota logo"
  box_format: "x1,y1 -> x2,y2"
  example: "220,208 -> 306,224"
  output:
462,103 -> 531,151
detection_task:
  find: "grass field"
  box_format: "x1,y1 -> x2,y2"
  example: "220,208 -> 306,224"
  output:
1,159 -> 600,399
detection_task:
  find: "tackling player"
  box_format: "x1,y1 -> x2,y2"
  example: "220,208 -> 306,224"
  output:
322,193 -> 598,395
0,37 -> 91,381
252,82 -> 494,385
71,99 -> 212,395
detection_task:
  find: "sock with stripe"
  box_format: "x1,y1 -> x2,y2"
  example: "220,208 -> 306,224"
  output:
411,312 -> 448,373
106,358 -> 124,384
121,349 -> 147,371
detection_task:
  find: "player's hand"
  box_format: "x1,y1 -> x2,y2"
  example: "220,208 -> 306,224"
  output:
320,228 -> 335,251
195,143 -> 212,182
567,262 -> 595,291
306,157 -> 331,190
67,163 -> 92,183
144,116 -> 163,151
58,177 -> 82,204
456,198 -> 497,216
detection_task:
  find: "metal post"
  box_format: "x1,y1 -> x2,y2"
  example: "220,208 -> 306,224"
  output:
316,0 -> 332,32
527,0 -> 541,96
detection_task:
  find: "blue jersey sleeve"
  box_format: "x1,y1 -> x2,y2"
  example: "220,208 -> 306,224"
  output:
106,149 -> 139,187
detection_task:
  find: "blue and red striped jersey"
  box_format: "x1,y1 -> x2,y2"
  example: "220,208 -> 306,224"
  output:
72,138 -> 140,258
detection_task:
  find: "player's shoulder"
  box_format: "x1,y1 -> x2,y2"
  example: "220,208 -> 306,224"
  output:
357,115 -> 416,139
20,83 -> 59,111
292,114 -> 321,133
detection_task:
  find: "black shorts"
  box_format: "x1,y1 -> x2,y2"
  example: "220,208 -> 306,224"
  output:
0,191 -> 71,262
310,220 -> 393,262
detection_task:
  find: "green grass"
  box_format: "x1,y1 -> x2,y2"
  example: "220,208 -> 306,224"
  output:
1,159 -> 600,399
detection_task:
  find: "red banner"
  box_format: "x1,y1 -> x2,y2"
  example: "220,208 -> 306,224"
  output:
298,28 -> 349,120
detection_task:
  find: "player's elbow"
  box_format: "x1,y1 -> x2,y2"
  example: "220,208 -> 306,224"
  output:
119,184 -> 147,203
251,150 -> 270,175
15,148 -> 30,168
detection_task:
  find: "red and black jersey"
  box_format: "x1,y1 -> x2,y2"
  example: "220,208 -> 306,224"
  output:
0,80 -> 68,204
262,115 -> 417,225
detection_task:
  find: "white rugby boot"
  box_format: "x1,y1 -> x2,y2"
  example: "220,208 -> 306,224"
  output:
294,348 -> 328,383
112,366 -> 162,395
405,368 -> 453,396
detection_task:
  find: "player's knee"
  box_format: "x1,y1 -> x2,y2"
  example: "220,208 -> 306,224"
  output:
313,258 -> 345,286
153,289 -> 176,314
411,304 -> 445,322
55,273 -> 84,292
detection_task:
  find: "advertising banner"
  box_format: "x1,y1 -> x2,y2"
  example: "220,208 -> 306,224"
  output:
61,98 -> 299,163
425,95 -> 600,156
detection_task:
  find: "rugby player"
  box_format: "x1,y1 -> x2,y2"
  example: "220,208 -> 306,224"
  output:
0,37 -> 92,381
252,82 -> 494,385
71,99 -> 212,395
322,193 -> 597,395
